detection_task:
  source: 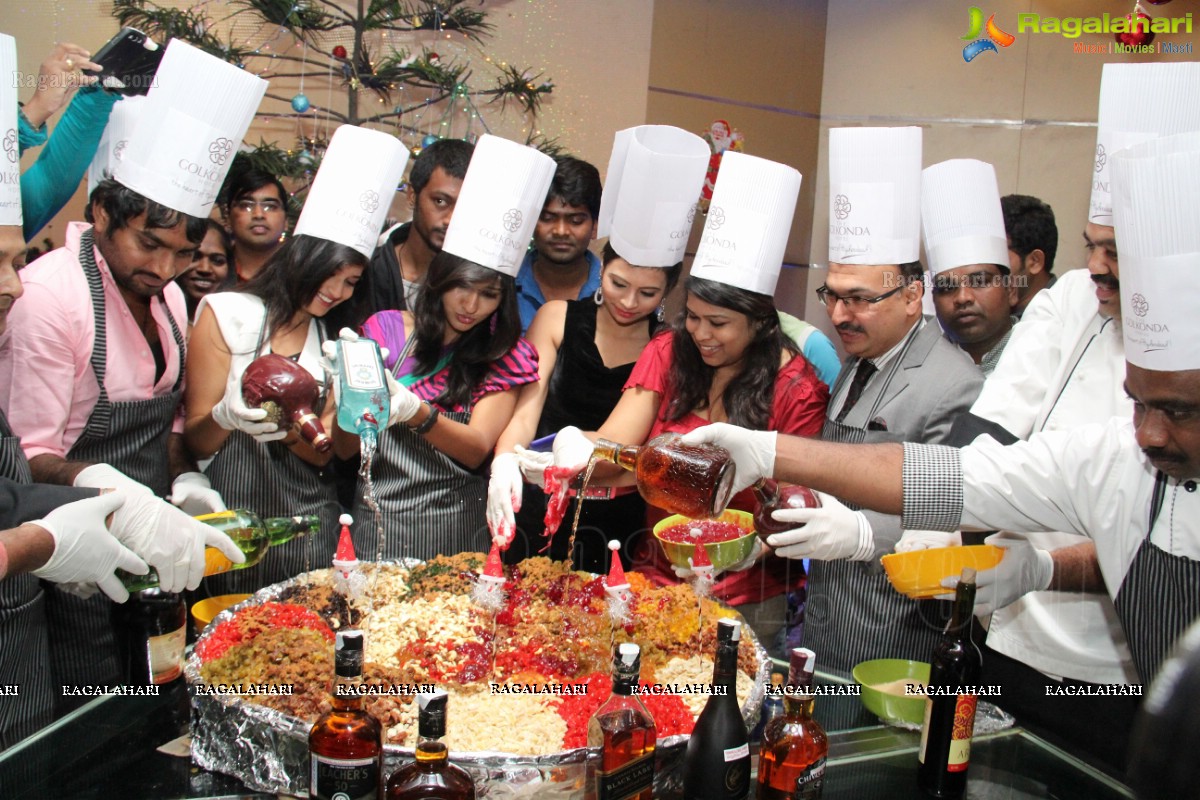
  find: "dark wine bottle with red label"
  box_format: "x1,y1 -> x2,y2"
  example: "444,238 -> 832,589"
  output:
683,618 -> 750,800
242,352 -> 332,452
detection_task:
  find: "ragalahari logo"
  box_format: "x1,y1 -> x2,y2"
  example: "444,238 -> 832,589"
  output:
962,7 -> 1016,62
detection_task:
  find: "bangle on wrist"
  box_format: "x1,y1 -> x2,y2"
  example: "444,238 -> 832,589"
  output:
409,402 -> 440,435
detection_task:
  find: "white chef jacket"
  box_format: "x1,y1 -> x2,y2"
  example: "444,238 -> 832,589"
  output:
902,419 -> 1200,671
968,269 -> 1135,683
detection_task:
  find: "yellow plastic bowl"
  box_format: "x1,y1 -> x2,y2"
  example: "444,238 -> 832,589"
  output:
853,658 -> 931,726
880,544 -> 1004,599
191,594 -> 252,632
653,509 -> 756,572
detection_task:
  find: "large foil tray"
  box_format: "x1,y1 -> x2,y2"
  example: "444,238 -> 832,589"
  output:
188,566 -> 771,798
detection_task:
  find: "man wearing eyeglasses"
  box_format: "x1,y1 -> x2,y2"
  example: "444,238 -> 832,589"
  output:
773,128 -> 983,675
222,166 -> 287,283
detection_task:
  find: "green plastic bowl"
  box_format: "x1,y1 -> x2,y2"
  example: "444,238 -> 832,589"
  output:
652,509 -> 756,572
852,658 -> 931,726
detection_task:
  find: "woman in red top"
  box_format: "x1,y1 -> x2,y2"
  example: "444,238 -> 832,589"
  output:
553,275 -> 828,648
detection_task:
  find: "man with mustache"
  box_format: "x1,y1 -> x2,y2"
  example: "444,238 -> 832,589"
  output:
514,155 -> 603,333
683,131 -> 1200,696
780,127 -> 982,675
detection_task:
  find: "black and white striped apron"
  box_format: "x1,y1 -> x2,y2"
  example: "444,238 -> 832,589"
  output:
1113,472 -> 1200,684
43,228 -> 184,704
803,338 -> 950,674
202,310 -> 340,596
350,343 -> 489,561
0,410 -> 54,749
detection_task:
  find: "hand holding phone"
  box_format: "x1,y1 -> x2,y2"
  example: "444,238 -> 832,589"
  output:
92,27 -> 163,96
20,42 -> 102,129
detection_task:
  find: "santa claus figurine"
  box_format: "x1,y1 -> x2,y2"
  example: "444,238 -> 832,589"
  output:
687,541 -> 717,598
603,540 -> 634,624
471,542 -> 508,612
332,513 -> 367,600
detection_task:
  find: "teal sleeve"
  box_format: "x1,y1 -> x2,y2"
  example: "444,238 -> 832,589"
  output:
17,107 -> 49,153
801,328 -> 842,389
20,87 -> 119,242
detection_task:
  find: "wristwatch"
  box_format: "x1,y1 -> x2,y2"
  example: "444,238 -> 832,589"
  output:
409,402 -> 440,435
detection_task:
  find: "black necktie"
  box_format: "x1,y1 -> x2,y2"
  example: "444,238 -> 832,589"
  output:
836,359 -> 878,423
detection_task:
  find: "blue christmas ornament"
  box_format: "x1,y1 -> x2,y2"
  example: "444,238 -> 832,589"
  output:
291,93 -> 311,113
421,134 -> 439,148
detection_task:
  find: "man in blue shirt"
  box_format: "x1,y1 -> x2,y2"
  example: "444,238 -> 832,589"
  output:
514,156 -> 603,332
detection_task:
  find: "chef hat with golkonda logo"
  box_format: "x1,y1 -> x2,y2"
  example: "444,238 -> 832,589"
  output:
87,95 -> 146,196
828,127 -> 922,266
0,33 -> 21,227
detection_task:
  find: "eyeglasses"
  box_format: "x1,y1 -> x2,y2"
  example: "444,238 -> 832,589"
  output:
815,284 -> 905,311
234,199 -> 284,214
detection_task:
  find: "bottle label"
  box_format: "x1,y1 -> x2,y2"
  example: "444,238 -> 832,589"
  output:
146,625 -> 185,684
310,754 -> 379,800
723,742 -> 749,762
340,340 -> 384,391
794,756 -> 826,798
596,750 -> 655,800
947,694 -> 977,772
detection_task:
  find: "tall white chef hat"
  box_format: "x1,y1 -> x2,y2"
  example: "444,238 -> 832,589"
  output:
293,125 -> 410,258
87,95 -> 146,196
1090,62 -> 1200,226
0,33 -> 20,227
1111,132 -> 1200,372
441,134 -> 555,277
597,125 -> 710,267
828,127 -> 923,266
921,159 -> 1008,276
689,151 -> 802,296
114,39 -> 266,218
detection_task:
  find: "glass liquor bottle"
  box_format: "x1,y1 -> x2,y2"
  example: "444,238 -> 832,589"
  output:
751,672 -> 786,742
592,432 -> 736,519
757,648 -> 829,799
918,567 -> 983,799
751,480 -> 822,539
310,630 -> 383,800
683,618 -> 750,800
335,336 -> 390,450
386,689 -> 475,800
587,642 -> 657,800
242,352 -> 332,452
112,587 -> 187,685
117,510 -> 319,591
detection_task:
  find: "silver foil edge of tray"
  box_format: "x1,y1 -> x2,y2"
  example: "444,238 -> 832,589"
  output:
187,563 -> 771,798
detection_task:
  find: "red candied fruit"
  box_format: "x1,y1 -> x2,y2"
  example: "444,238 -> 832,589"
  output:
657,520 -> 746,545
196,602 -> 333,662
557,672 -> 697,748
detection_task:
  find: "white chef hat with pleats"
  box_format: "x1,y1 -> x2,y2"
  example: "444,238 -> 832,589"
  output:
441,134 -> 556,277
1111,132 -> 1200,371
597,125 -> 710,267
0,33 -> 21,227
87,95 -> 146,196
921,159 -> 1008,275
293,125 -> 410,258
114,39 -> 266,218
828,127 -> 922,266
689,151 -> 801,296
1090,62 -> 1200,226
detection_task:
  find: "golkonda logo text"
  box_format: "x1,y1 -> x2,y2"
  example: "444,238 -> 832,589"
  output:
1131,293 -> 1149,317
833,194 -> 852,221
502,208 -> 523,233
1095,144 -> 1107,173
208,137 -> 233,166
706,207 -> 726,231
2,129 -> 16,164
359,190 -> 380,213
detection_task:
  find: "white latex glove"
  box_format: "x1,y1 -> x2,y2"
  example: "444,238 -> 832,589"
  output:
939,532 -> 1053,615
513,444 -> 552,487
168,471 -> 227,516
551,426 -> 595,479
108,492 -> 247,592
73,463 -> 151,495
487,452 -> 523,548
671,537 -> 764,580
211,370 -> 286,442
679,422 -> 776,494
30,491 -> 149,603
895,529 -> 962,553
765,491 -> 874,561
384,370 -> 423,427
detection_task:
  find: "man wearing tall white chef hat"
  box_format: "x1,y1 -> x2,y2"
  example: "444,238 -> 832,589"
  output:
763,127 -> 983,675
0,38 -> 265,704
941,62 -> 1200,766
683,131 -> 1200,699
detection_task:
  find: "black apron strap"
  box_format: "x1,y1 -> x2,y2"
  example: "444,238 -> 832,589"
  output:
1149,470 -> 1169,534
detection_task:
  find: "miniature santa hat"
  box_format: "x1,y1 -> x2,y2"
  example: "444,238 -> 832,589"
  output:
690,541 -> 713,570
1090,62 -> 1200,225
293,124 -> 410,257
0,34 -> 21,227
333,513 -> 357,563
1110,132 -> 1200,372
441,134 -> 556,277
920,159 -> 1009,276
605,540 -> 629,588
87,95 -> 146,196
483,542 -> 505,581
690,151 -> 802,296
828,126 -> 923,266
115,39 -> 267,218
